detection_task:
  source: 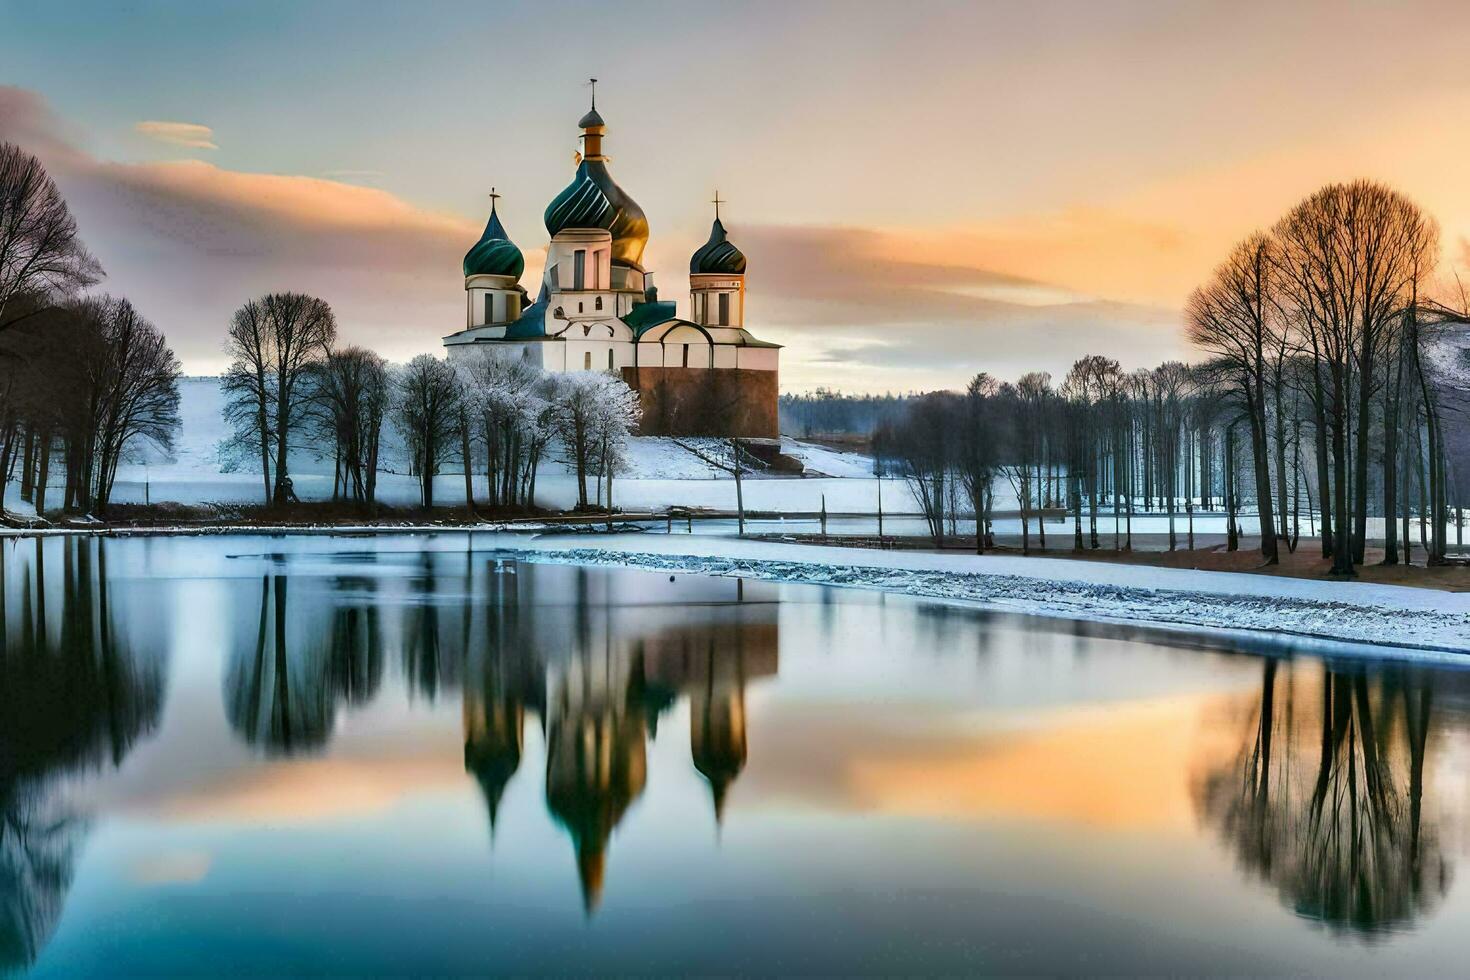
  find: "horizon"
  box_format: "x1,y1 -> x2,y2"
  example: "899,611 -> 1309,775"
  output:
6,0 -> 1470,391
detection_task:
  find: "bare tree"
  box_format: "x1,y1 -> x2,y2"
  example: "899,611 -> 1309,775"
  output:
874,391 -> 956,545
392,354 -> 463,509
312,346 -> 388,507
0,143 -> 102,332
1274,181 -> 1436,574
1186,234 -> 1282,563
221,293 -> 336,506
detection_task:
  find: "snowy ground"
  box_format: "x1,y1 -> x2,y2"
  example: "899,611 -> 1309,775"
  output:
490,532 -> 1470,658
8,378 -> 1463,549
7,376 -> 896,513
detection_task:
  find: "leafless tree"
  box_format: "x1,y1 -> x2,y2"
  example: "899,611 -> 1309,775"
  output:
311,346 -> 388,507
1186,233 -> 1282,563
1274,181 -> 1437,574
392,354 -> 463,509
221,293 -> 336,506
0,142 -> 102,332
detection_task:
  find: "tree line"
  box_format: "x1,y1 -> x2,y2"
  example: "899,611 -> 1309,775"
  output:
874,180 -> 1466,571
221,294 -> 641,514
0,142 -> 181,518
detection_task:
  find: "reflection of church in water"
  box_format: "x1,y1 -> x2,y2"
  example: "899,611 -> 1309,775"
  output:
462,562 -> 777,911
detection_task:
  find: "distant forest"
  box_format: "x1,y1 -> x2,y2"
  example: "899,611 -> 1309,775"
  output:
778,390 -> 916,438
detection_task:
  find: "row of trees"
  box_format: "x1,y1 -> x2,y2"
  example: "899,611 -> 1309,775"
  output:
1188,179 -> 1459,573
0,142 -> 181,518
221,293 -> 642,513
874,180 -> 1464,572
876,348 -> 1459,564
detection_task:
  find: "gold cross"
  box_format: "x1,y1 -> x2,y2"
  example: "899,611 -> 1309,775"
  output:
488,186 -> 500,206
712,190 -> 726,221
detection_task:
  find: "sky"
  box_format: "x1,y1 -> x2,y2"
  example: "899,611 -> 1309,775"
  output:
5,0 -> 1470,391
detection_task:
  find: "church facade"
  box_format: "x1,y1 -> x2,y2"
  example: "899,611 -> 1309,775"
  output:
443,94 -> 781,438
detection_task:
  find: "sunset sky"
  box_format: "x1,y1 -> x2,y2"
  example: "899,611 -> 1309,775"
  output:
5,0 -> 1470,391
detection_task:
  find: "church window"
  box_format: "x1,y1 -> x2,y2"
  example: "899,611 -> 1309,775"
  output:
485,293 -> 494,323
682,344 -> 689,368
718,293 -> 730,326
607,349 -> 614,369
578,302 -> 584,313
574,250 -> 586,289
584,351 -> 592,370
595,295 -> 603,311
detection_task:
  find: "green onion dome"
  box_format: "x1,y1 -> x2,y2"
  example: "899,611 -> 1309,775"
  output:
544,159 -> 650,269
463,204 -> 525,279
690,218 -> 746,275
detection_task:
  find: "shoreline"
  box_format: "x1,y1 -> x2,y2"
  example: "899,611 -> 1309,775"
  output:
15,525 -> 1460,659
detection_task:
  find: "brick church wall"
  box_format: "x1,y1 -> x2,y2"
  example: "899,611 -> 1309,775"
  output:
621,366 -> 778,439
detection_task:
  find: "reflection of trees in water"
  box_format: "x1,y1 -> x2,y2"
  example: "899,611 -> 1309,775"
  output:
402,552 -> 466,701
0,540 -> 164,971
224,574 -> 385,756
1194,660 -> 1453,936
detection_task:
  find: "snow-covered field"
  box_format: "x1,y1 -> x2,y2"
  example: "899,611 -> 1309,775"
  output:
7,378 -> 1463,549
13,377 -> 893,514
493,532 -> 1470,658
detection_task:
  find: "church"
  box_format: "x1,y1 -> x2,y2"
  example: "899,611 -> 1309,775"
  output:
443,88 -> 781,438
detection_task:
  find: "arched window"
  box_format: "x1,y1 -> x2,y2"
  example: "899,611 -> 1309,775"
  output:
584,351 -> 592,370
607,349 -> 614,369
595,295 -> 603,311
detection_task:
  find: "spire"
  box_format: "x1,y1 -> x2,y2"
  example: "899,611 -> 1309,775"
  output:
577,77 -> 606,146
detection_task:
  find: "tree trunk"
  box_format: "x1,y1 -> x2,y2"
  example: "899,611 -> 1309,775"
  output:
1330,374 -> 1354,575
34,431 -> 50,516
1226,421 -> 1239,552
461,416 -> 474,515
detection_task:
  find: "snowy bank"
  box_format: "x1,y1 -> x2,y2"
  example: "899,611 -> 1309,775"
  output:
501,533 -> 1470,657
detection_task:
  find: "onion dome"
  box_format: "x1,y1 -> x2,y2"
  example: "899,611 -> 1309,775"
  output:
544,105 -> 650,269
690,217 -> 746,275
463,200 -> 524,279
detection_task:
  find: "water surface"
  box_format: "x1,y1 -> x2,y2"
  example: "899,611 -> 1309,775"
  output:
2,534 -> 1467,975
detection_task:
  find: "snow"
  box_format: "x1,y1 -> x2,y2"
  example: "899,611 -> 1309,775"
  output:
779,440 -> 876,478
49,377 -> 893,511
494,533 -> 1470,658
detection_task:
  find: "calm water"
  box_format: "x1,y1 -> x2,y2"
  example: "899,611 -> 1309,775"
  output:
2,534 -> 1468,976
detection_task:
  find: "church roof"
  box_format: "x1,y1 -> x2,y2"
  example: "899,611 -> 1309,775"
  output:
690,218 -> 747,275
544,161 -> 649,269
578,106 -> 605,129
463,204 -> 525,279
504,290 -> 549,339
620,300 -> 678,336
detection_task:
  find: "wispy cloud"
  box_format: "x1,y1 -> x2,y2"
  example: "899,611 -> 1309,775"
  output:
320,168 -> 386,181
135,119 -> 218,150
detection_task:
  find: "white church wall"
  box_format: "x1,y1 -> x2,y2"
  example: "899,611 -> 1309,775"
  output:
737,347 -> 779,372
